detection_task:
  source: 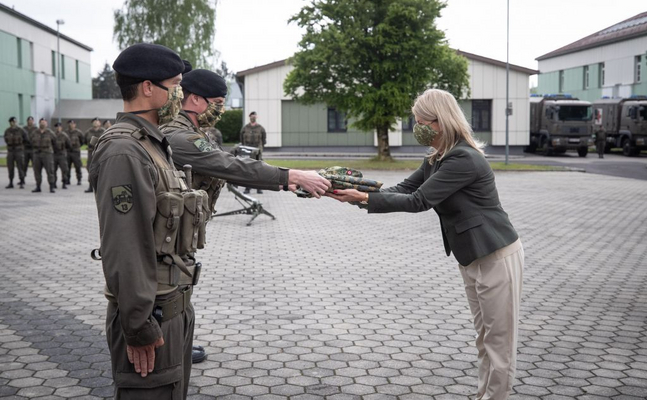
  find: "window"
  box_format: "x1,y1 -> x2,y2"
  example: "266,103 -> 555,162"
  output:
327,108 -> 347,132
61,55 -> 65,79
559,70 -> 564,93
584,65 -> 589,89
75,60 -> 79,83
401,115 -> 414,132
471,100 -> 491,132
599,63 -> 605,87
51,50 -> 56,76
636,56 -> 642,83
16,38 -> 22,68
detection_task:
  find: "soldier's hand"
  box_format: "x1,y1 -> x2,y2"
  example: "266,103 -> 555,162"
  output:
127,337 -> 165,377
325,189 -> 365,203
289,170 -> 331,199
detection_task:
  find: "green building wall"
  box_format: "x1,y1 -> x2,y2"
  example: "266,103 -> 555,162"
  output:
281,100 -> 375,146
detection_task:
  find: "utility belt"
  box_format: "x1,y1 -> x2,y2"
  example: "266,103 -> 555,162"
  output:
152,286 -> 193,324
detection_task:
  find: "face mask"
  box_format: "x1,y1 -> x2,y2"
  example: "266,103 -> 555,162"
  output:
39,124 -> 46,129
413,123 -> 439,146
197,99 -> 225,128
156,84 -> 184,125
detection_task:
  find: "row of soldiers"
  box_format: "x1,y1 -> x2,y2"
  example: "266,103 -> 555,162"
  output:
3,117 -> 111,192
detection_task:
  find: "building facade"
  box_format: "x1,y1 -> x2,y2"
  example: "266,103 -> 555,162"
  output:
0,3 -> 92,133
236,51 -> 536,152
536,12 -> 647,102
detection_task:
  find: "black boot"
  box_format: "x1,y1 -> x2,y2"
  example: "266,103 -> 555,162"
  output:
84,185 -> 93,193
50,184 -> 56,193
192,345 -> 207,364
77,180 -> 82,186
5,181 -> 13,189
32,185 -> 41,193
19,181 -> 24,189
243,188 -> 251,194
257,189 -> 263,194
62,182 -> 67,189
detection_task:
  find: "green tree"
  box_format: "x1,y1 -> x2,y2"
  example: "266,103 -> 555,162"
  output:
216,109 -> 243,143
92,63 -> 122,99
284,0 -> 470,160
114,0 -> 217,69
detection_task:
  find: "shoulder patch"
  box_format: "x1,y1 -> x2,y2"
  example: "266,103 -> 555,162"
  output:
193,138 -> 213,152
111,185 -> 134,213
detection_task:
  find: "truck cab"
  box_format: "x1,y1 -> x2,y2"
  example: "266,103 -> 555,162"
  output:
592,96 -> 647,156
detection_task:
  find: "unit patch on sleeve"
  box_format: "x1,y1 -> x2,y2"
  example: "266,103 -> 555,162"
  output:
193,138 -> 213,152
112,185 -> 134,214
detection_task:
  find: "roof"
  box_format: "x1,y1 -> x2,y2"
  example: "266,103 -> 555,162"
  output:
0,3 -> 93,51
537,11 -> 647,61
53,99 -> 122,119
236,50 -> 537,77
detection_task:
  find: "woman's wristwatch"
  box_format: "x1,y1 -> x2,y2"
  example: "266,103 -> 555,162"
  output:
360,192 -> 369,205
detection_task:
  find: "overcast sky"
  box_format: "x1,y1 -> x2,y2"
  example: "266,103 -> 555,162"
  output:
7,0 -> 647,85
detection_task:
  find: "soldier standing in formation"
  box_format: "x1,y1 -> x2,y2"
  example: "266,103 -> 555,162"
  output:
52,122 -> 71,189
32,118 -> 57,193
161,69 -> 330,364
4,117 -> 28,189
90,43 -> 196,399
240,111 -> 267,193
103,119 -> 112,130
66,120 -> 85,185
84,118 -> 104,193
23,116 -> 38,179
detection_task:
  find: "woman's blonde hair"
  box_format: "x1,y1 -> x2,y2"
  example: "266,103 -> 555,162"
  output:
411,88 -> 484,162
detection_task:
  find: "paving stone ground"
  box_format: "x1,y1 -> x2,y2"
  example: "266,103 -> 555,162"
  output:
0,169 -> 646,400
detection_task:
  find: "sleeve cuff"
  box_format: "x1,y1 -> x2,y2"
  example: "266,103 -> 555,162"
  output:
278,167 -> 289,186
124,318 -> 163,347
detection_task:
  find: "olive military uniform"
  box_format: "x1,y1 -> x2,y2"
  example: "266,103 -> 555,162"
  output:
162,111 -> 289,214
84,127 -> 105,190
66,127 -> 85,184
91,113 -> 200,400
240,123 -> 266,157
595,126 -> 606,159
4,125 -> 28,187
204,127 -> 223,149
53,129 -> 71,188
23,124 -> 38,175
32,128 -> 57,191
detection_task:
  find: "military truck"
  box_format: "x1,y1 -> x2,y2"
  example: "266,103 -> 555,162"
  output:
591,96 -> 647,157
526,94 -> 593,157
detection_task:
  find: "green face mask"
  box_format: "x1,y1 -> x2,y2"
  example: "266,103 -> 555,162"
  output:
156,84 -> 184,125
197,100 -> 225,128
413,123 -> 439,146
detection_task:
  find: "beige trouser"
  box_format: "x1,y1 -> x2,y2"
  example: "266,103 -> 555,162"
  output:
458,239 -> 524,400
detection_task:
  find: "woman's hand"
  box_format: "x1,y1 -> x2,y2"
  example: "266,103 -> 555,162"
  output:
325,188 -> 366,203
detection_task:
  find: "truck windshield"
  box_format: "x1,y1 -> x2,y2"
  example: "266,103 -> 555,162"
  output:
558,106 -> 592,121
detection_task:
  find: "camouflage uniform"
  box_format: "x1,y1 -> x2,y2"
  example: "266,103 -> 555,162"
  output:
32,128 -> 57,192
4,126 -> 28,187
240,123 -> 266,158
23,124 -> 38,175
595,126 -> 607,159
296,166 -> 383,198
53,130 -> 71,188
66,128 -> 85,184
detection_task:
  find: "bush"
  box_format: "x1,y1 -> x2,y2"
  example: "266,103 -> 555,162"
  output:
216,109 -> 243,143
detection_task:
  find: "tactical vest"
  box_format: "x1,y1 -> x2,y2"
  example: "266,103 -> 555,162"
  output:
4,128 -> 24,149
161,117 -> 226,215
24,126 -> 38,150
54,132 -> 68,154
67,129 -> 83,151
95,122 -> 209,296
242,124 -> 263,148
33,130 -> 55,153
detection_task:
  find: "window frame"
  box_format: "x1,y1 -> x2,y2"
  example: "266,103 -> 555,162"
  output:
327,107 -> 348,133
471,100 -> 492,132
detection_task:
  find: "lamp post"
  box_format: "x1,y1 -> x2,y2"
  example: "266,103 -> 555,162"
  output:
56,19 -> 64,123
504,0 -> 510,165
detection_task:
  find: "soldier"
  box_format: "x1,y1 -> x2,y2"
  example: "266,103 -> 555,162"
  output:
161,69 -> 330,364
4,117 -> 27,189
84,117 -> 104,193
52,122 -> 71,189
240,111 -> 267,193
595,125 -> 606,159
90,43 -> 195,399
103,119 -> 112,129
23,116 -> 38,178
65,120 -> 84,185
204,126 -> 223,149
31,118 -> 57,193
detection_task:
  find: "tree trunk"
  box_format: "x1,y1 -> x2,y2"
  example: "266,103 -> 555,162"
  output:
376,125 -> 393,161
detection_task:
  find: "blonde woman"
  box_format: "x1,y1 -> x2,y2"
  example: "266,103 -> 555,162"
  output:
328,88 -> 524,400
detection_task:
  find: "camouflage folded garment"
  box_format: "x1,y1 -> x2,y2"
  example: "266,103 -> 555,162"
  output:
295,166 -> 383,198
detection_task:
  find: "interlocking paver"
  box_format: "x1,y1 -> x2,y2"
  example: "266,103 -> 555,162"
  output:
1,170 -> 646,399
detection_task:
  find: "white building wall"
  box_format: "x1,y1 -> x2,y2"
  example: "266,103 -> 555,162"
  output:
243,59 -> 532,147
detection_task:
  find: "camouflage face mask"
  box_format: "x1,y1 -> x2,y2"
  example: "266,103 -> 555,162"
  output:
197,100 -> 225,128
157,85 -> 184,125
413,123 -> 438,146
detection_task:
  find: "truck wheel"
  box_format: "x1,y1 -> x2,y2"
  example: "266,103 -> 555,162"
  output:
622,139 -> 637,157
577,147 -> 588,157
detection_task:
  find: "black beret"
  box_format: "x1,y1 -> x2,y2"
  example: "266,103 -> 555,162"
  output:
181,69 -> 227,98
249,111 -> 257,116
113,43 -> 187,82
39,118 -> 46,122
183,60 -> 193,73
27,116 -> 33,120
67,119 -> 75,124
9,116 -> 16,122
54,122 -> 62,127
92,117 -> 100,122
